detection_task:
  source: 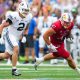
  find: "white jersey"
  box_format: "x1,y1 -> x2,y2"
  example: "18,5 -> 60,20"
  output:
37,16 -> 57,35
6,11 -> 32,40
4,11 -> 32,54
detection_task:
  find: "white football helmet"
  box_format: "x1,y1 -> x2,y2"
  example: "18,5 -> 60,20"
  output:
61,13 -> 71,22
18,2 -> 30,17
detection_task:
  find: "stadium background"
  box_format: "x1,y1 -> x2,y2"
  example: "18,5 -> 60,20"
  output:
0,0 -> 80,79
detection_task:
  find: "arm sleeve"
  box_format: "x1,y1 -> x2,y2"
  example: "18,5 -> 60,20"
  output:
6,18 -> 12,25
50,23 -> 58,33
5,11 -> 14,24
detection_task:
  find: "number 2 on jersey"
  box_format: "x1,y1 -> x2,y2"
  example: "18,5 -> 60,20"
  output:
17,23 -> 25,31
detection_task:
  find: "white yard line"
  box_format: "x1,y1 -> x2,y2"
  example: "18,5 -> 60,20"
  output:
0,63 -> 80,66
0,67 -> 72,70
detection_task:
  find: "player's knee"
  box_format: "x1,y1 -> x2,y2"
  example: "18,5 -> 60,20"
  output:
13,47 -> 19,54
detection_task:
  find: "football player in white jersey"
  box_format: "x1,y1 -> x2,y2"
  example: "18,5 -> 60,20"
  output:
0,2 -> 32,76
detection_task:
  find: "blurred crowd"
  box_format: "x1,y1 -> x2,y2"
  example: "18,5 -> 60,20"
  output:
0,0 -> 80,64
0,0 -> 80,23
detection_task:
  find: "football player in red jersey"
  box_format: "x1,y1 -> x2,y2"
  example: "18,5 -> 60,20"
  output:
34,13 -> 80,74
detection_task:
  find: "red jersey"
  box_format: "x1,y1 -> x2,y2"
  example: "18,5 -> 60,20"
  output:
50,20 -> 74,47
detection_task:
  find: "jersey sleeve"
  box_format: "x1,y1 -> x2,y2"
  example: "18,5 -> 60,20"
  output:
50,23 -> 59,33
5,11 -> 17,24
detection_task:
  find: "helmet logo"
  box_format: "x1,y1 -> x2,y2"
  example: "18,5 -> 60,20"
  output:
62,14 -> 67,20
62,13 -> 71,22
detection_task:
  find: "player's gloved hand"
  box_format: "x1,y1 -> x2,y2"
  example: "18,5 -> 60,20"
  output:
48,44 -> 58,52
66,33 -> 73,43
66,38 -> 73,43
21,36 -> 26,43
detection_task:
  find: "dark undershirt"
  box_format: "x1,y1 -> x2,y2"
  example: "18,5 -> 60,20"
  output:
6,18 -> 12,25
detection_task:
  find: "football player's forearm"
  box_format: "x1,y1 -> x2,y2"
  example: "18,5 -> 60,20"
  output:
2,21 -> 10,27
43,34 -> 51,45
0,24 -> 4,34
0,21 -> 10,34
43,28 -> 55,45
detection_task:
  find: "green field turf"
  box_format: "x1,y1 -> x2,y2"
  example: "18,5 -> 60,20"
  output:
0,64 -> 80,80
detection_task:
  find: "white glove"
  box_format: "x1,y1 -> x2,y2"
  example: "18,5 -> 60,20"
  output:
66,38 -> 73,43
48,44 -> 58,52
21,36 -> 26,43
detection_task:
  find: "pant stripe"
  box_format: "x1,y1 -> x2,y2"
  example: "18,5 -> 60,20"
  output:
6,31 -> 13,48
